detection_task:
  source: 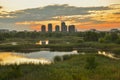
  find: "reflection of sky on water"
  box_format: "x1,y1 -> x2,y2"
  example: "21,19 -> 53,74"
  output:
19,50 -> 78,61
0,51 -> 119,65
0,50 -> 78,65
98,51 -> 120,60
0,52 -> 51,65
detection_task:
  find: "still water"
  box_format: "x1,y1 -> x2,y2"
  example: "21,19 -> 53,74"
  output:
0,50 -> 119,65
21,50 -> 78,61
0,50 -> 78,65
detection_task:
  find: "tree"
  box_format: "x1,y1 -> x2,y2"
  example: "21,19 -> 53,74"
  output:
116,38 -> 120,44
103,33 -> 119,43
0,34 -> 5,41
84,32 -> 99,41
110,32 -> 119,42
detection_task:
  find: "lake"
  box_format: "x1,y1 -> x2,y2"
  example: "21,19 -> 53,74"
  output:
1,50 -> 118,65
0,50 -> 79,65
20,50 -> 78,60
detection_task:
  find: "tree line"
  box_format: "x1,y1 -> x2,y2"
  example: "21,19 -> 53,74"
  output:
0,31 -> 120,44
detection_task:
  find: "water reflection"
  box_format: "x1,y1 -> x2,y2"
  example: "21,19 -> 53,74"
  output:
0,50 -> 78,65
98,51 -> 120,60
0,51 -> 119,65
0,52 -> 51,65
21,50 -> 78,61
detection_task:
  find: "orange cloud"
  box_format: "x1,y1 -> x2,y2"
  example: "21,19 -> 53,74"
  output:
30,25 -> 41,31
16,20 -> 120,31
16,4 -> 120,31
90,6 -> 120,23
76,22 -> 120,31
16,20 -> 74,31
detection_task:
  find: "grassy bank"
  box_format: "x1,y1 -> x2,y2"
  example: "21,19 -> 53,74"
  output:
0,31 -> 120,54
0,53 -> 120,80
0,42 -> 120,54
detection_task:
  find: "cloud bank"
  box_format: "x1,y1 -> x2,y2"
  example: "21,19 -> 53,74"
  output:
0,4 -> 120,31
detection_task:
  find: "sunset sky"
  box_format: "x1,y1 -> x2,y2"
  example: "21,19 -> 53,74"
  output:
0,0 -> 120,31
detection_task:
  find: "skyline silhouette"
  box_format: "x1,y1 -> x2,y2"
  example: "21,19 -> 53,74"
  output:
0,1 -> 120,31
40,21 -> 76,32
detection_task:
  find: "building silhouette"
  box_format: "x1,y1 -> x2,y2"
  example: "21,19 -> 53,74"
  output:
68,25 -> 75,32
55,25 -> 60,32
40,22 -> 77,33
48,23 -> 52,32
61,22 -> 67,32
41,25 -> 46,32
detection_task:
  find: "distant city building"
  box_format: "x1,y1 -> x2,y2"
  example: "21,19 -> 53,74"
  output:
0,29 -> 9,33
61,22 -> 67,32
41,25 -> 46,32
68,25 -> 75,33
48,23 -> 52,32
55,25 -> 60,32
40,22 -> 77,33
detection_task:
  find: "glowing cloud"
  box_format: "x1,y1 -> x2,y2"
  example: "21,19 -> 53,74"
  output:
0,4 -> 120,31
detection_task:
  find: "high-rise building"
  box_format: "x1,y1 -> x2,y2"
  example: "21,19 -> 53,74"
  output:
61,22 -> 67,32
48,23 -> 52,32
41,25 -> 46,32
55,25 -> 60,32
68,25 -> 75,33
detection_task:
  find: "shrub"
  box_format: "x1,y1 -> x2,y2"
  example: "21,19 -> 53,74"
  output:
116,38 -> 120,44
63,55 -> 73,61
99,38 -> 105,43
54,56 -> 63,62
0,65 -> 23,80
85,57 -> 98,70
112,48 -> 120,55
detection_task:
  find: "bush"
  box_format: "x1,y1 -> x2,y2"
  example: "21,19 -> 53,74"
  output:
62,55 -> 73,61
116,38 -> 120,44
99,38 -> 105,43
0,65 -> 23,80
85,57 -> 98,70
54,56 -> 63,62
112,48 -> 120,55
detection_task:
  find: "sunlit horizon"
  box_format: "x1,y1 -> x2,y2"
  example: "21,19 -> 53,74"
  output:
0,0 -> 120,31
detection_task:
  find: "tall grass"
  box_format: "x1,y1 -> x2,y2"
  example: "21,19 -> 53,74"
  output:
0,53 -> 120,80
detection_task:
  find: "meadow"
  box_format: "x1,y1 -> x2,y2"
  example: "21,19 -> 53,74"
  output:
0,53 -> 120,80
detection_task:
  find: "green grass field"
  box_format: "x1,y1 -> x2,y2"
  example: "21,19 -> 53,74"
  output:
0,53 -> 120,80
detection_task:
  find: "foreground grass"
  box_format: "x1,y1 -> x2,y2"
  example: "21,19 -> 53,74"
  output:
0,53 -> 120,80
